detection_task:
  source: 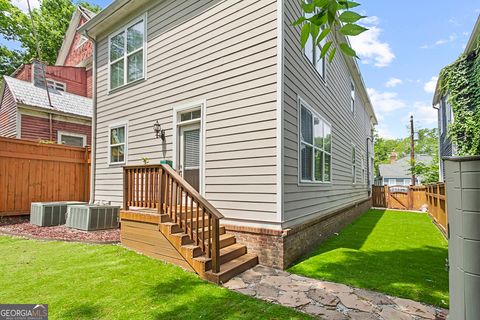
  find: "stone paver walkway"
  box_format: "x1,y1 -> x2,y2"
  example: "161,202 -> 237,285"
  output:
224,265 -> 448,320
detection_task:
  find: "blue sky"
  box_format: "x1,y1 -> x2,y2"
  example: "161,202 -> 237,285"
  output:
4,1 -> 480,139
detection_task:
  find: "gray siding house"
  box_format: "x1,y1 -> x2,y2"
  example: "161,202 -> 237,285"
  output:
433,14 -> 479,181
80,0 -> 377,268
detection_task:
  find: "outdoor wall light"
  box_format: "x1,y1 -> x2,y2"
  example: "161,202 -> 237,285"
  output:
153,120 -> 166,141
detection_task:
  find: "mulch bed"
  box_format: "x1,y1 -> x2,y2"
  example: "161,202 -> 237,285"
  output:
0,216 -> 120,244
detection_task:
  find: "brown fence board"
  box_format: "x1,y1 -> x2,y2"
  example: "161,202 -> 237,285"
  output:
0,137 -> 90,216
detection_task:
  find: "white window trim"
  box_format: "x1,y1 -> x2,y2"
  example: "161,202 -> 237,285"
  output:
108,13 -> 147,92
297,96 -> 333,185
76,35 -> 88,49
172,99 -> 207,196
57,131 -> 86,147
46,79 -> 66,92
108,122 -> 128,166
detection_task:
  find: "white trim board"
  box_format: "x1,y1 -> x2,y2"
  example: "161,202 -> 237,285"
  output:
172,99 -> 207,196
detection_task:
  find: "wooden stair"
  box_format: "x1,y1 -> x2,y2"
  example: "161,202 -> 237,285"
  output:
122,164 -> 258,284
158,212 -> 257,284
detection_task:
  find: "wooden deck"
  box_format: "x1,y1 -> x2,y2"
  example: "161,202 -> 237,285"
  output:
120,165 -> 258,283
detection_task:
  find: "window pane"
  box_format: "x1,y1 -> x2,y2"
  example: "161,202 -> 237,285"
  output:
181,112 -> 192,122
127,20 -> 144,53
60,135 -> 84,147
324,153 -> 331,182
110,60 -> 124,89
127,50 -> 143,83
315,150 -> 323,181
305,37 -> 314,64
301,143 -> 313,181
352,146 -> 356,163
300,106 -> 313,144
192,109 -> 201,119
324,124 -> 332,153
313,117 -> 324,149
111,126 -> 125,144
315,45 -> 325,77
110,32 -> 125,61
111,145 -> 125,163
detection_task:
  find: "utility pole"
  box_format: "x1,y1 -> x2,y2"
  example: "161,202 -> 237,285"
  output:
410,115 -> 416,186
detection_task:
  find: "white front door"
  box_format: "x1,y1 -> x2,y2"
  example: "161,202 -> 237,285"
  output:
179,123 -> 201,192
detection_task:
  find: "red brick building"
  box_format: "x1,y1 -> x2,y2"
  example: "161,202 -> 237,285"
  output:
0,6 -> 95,146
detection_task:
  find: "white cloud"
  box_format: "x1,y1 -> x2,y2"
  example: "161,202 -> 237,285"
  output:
448,18 -> 460,26
385,78 -> 403,88
349,16 -> 395,68
367,88 -> 407,115
376,124 -> 397,139
421,33 -> 458,49
11,0 -> 40,13
424,76 -> 439,94
405,102 -> 438,126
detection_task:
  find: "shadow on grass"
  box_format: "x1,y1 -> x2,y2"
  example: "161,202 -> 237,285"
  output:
61,303 -> 104,319
290,245 -> 449,308
147,276 -> 307,320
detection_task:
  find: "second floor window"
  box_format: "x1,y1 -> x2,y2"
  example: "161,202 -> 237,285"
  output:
351,80 -> 355,113
109,16 -> 145,90
47,79 -> 66,92
303,1 -> 326,78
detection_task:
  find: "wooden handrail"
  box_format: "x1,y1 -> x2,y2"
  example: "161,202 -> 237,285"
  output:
123,164 -> 222,273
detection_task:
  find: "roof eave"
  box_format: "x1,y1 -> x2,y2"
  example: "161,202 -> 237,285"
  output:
465,15 -> 480,54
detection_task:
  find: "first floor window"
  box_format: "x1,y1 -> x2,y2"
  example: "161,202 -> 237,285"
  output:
352,145 -> 356,183
362,155 -> 365,184
299,100 -> 332,183
58,132 -> 86,147
109,124 -> 127,164
109,15 -> 145,90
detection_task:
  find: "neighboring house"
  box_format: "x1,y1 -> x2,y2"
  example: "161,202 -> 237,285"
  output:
433,15 -> 479,181
0,6 -> 95,147
80,0 -> 377,269
0,76 -> 92,146
377,153 -> 433,186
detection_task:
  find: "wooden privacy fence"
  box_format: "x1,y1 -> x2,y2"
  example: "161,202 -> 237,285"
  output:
372,185 -> 427,211
425,183 -> 447,234
0,137 -> 90,216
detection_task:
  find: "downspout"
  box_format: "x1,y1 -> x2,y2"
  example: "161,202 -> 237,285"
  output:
49,113 -> 53,141
85,30 -> 97,204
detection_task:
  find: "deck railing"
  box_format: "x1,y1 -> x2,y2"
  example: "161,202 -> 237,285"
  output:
123,164 -> 223,273
425,183 -> 447,234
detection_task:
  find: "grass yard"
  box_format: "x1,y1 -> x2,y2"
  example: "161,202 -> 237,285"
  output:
0,236 -> 310,320
288,209 -> 449,308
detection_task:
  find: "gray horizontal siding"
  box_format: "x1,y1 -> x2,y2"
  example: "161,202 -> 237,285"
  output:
94,0 -> 279,224
281,0 -> 374,227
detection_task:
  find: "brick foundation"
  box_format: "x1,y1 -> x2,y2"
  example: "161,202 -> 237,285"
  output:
224,199 -> 372,269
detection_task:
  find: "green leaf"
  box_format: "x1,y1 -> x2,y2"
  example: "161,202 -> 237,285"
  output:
320,40 -> 333,59
316,27 -> 330,45
339,23 -> 368,36
338,11 -> 365,24
328,47 -> 337,63
302,1 -> 315,13
339,43 -> 358,57
313,0 -> 329,8
338,1 -> 361,9
310,10 -> 328,26
292,16 -> 307,26
300,23 -> 311,48
310,24 -> 320,42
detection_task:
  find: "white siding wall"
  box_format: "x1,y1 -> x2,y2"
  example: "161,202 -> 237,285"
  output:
282,0 -> 374,228
94,0 -> 280,226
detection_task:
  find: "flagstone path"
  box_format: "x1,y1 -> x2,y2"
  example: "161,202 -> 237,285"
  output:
224,265 -> 448,320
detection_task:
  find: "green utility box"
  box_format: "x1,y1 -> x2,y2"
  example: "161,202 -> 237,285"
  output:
445,156 -> 480,320
160,159 -> 173,167
30,202 -> 87,226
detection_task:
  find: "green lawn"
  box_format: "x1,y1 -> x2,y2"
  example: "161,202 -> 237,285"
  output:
289,209 -> 449,308
0,236 -> 310,320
